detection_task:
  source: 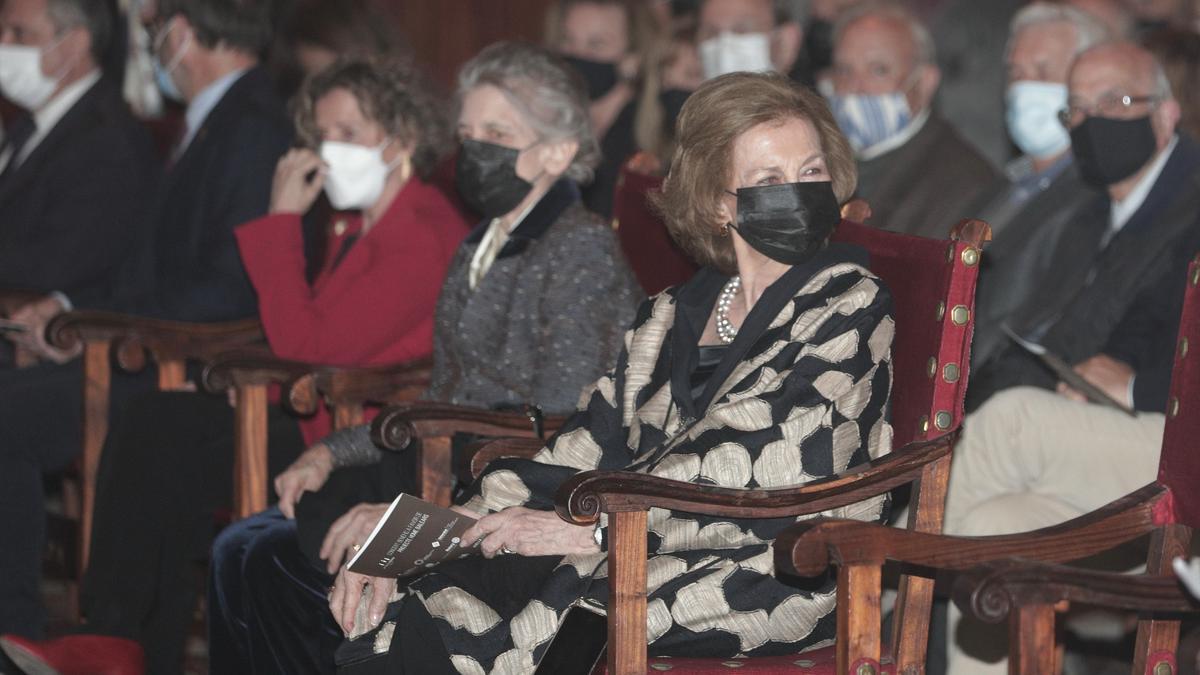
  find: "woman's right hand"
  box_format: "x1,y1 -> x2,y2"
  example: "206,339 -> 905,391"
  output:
274,443 -> 335,519
269,148 -> 326,215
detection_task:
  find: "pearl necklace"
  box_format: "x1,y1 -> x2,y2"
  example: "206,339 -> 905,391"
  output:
715,275 -> 741,344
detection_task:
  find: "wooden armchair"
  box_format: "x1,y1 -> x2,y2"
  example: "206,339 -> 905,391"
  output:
936,256 -> 1200,674
368,402 -> 569,506
549,215 -> 990,674
43,311 -> 263,573
780,261 -> 1200,675
199,351 -> 432,518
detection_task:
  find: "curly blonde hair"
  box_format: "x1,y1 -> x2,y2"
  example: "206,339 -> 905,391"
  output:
293,56 -> 449,179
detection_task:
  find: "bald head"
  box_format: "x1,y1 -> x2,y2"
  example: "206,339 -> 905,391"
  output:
1068,41 -> 1174,114
831,4 -> 939,115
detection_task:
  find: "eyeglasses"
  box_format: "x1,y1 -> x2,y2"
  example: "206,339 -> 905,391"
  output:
1057,94 -> 1161,127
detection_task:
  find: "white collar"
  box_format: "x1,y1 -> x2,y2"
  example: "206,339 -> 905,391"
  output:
856,107 -> 931,161
1110,134 -> 1178,234
19,69 -> 101,163
179,67 -> 248,154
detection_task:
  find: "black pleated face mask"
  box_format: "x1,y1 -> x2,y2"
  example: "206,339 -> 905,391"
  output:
726,181 -> 841,265
561,55 -> 619,100
1069,115 -> 1159,186
455,139 -> 535,218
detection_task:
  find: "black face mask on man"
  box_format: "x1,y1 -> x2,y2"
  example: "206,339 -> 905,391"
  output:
455,139 -> 536,218
562,55 -> 619,100
1069,115 -> 1159,186
725,181 -> 841,265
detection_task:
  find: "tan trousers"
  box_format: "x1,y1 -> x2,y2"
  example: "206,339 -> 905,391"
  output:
942,387 -> 1165,673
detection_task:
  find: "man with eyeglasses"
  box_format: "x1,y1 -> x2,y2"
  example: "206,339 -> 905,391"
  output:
943,40 -> 1200,673
0,1 -> 291,673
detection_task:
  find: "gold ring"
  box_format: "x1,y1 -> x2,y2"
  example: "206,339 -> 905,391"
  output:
351,543 -> 361,552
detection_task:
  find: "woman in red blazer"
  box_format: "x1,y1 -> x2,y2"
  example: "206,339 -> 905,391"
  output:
37,57 -> 471,675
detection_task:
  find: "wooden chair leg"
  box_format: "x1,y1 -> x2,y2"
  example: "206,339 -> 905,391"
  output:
1009,603 -> 1058,675
79,339 -> 112,577
333,402 -> 364,430
1133,524 -> 1192,675
157,357 -> 186,390
607,510 -> 648,675
891,454 -> 952,673
233,383 -> 268,518
838,564 -> 883,673
419,435 -> 454,506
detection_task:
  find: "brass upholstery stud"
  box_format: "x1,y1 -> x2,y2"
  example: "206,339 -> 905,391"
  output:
1181,337 -> 1190,359
951,305 -> 970,326
936,301 -> 946,321
857,664 -> 878,675
943,362 -> 961,383
1170,397 -> 1181,418
1153,661 -> 1173,675
927,357 -> 937,378
961,247 -> 980,267
934,410 -> 953,430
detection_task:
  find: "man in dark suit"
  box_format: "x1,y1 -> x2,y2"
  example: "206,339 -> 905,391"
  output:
0,0 -> 156,307
968,41 -> 1200,409
0,0 -> 290,647
828,2 -> 999,239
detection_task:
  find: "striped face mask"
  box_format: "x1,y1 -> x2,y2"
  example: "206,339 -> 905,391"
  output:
828,90 -> 912,155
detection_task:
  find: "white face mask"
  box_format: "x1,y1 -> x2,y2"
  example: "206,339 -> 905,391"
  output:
699,31 -> 773,80
320,140 -> 399,210
0,41 -> 64,111
1005,80 -> 1070,160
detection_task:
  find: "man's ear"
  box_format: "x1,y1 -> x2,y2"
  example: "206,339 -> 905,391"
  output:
771,21 -> 803,74
1153,98 -> 1181,148
540,138 -> 579,176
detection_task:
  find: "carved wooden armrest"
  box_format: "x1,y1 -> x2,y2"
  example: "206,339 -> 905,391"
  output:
952,557 -> 1200,625
776,482 -> 1168,577
314,357 -> 433,408
469,437 -> 545,478
198,347 -> 325,415
46,310 -> 263,371
369,402 -> 567,450
555,433 -> 956,525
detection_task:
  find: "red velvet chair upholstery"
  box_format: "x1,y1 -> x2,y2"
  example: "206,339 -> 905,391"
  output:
611,155 -> 697,295
553,209 -> 991,674
945,255 -> 1200,675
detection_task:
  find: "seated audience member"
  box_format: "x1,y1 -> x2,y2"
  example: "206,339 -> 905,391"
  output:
205,42 -> 644,675
969,41 -> 1200,408
696,0 -> 804,80
546,0 -> 662,217
970,3 -> 1109,367
328,70 -> 894,674
828,1 -> 998,238
1144,26 -> 1200,138
1067,0 -> 1137,37
0,0 -> 290,646
0,0 -> 157,307
272,0 -> 407,97
942,172 -> 1200,675
0,56 -> 469,675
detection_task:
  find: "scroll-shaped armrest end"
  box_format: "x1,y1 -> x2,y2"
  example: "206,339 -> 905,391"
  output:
952,558 -> 1200,625
46,311 -> 263,365
368,401 -> 568,451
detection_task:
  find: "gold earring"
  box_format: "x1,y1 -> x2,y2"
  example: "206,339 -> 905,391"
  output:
720,223 -> 731,237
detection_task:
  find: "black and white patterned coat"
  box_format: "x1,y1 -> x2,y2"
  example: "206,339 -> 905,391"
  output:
367,243 -> 894,674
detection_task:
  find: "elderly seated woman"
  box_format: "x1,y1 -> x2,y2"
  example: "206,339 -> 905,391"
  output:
331,70 -> 895,674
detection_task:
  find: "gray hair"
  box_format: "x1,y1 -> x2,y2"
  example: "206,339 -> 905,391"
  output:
46,0 -> 112,62
1008,2 -> 1110,58
833,1 -> 936,66
457,42 -> 600,185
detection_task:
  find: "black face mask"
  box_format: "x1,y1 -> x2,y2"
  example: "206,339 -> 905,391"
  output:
726,181 -> 841,265
659,89 -> 691,127
804,18 -> 834,72
1069,115 -> 1158,186
561,55 -> 619,100
455,139 -> 535,218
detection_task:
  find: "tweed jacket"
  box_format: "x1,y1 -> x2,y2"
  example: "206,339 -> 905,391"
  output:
363,244 -> 895,673
425,179 -> 644,415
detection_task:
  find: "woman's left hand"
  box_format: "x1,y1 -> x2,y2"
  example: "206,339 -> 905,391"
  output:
462,506 -> 599,558
328,567 -> 396,636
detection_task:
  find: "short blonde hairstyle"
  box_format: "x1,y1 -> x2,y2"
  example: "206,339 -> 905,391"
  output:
652,72 -> 856,275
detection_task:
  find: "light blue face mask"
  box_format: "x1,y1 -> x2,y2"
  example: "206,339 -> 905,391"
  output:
152,21 -> 190,102
828,91 -> 912,155
1005,80 -> 1070,160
